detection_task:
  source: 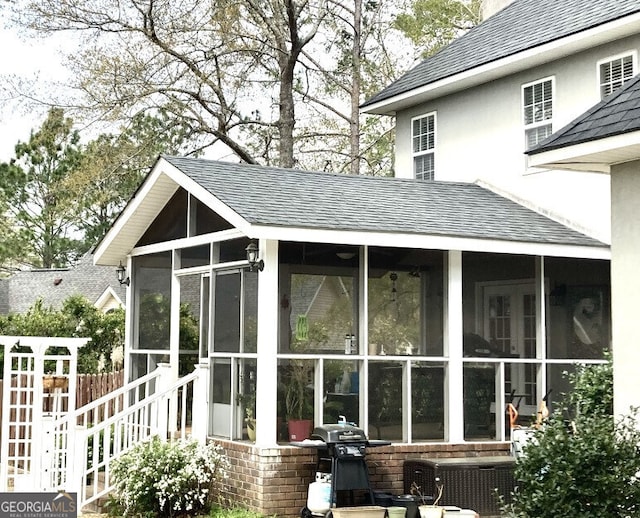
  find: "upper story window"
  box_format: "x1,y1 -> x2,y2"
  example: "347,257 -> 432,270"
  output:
523,77 -> 553,150
412,112 -> 436,180
598,52 -> 635,98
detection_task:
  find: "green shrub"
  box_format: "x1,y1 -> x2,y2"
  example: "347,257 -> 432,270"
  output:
503,359 -> 640,517
109,436 -> 229,518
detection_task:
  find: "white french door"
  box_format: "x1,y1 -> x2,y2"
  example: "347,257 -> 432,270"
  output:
482,282 -> 537,406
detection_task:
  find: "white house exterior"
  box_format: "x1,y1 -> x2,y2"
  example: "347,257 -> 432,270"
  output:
362,0 -> 640,244
526,72 -> 640,421
5,2 -> 635,516
85,1 -> 640,515
91,0 -> 636,448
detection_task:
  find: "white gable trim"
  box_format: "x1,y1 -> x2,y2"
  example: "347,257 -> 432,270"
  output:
94,286 -> 123,312
94,157 -> 252,266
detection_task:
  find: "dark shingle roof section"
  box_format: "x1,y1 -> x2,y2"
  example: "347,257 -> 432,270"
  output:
363,0 -> 640,108
528,74 -> 640,154
163,155 -> 603,248
0,253 -> 126,314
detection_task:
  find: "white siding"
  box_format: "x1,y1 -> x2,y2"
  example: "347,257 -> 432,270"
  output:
394,36 -> 640,243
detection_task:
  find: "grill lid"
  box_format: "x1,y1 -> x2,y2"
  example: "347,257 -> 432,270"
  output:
311,424 -> 368,443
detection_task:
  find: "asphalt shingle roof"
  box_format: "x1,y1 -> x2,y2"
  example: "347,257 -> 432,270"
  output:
528,73 -> 640,154
0,253 -> 126,315
363,0 -> 640,108
163,155 -> 603,248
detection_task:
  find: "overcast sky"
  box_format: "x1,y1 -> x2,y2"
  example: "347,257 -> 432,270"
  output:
0,25 -> 70,162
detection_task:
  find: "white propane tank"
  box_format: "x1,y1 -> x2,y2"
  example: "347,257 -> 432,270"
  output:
307,472 -> 332,514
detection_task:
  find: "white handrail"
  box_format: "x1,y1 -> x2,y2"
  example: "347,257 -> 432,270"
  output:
43,365 -> 201,510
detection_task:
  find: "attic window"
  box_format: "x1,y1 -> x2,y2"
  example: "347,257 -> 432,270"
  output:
412,112 -> 436,181
523,77 -> 553,150
599,53 -> 635,99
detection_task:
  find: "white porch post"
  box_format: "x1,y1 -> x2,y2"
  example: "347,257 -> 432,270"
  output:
190,362 -> 210,442
255,238 -> 279,446
445,250 -> 464,443
153,363 -> 173,439
123,255 -> 133,387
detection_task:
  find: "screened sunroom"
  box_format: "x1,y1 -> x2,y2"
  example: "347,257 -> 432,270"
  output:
95,155 -> 610,447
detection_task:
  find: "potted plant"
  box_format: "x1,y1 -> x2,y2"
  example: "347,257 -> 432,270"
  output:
237,384 -> 257,442
412,480 -> 444,518
284,359 -> 314,441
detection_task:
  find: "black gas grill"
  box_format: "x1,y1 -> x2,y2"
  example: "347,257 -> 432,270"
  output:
300,424 -> 390,513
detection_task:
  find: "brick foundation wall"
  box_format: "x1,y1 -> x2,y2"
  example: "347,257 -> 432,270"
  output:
211,440 -> 510,518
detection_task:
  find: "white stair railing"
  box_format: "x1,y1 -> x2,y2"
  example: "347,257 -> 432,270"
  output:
42,361 -> 209,511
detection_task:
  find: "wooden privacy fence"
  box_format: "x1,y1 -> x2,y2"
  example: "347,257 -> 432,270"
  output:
0,370 -> 125,435
76,370 -> 125,422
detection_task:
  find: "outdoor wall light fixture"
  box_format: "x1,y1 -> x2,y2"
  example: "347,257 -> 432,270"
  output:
116,261 -> 130,286
245,241 -> 264,272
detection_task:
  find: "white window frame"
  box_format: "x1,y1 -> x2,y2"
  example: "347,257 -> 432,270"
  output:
411,111 -> 436,180
522,77 -> 554,150
597,50 -> 636,99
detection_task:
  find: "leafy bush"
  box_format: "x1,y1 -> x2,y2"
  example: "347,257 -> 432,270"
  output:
0,295 -> 124,374
502,359 -> 640,517
109,436 -> 229,518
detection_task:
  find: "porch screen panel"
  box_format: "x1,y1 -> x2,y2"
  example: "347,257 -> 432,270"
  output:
213,271 -> 241,352
323,360 -> 360,425
463,362 -> 497,440
462,253 -> 535,359
287,273 -> 356,354
368,361 -> 403,442
367,247 -> 444,356
411,361 -> 445,441
243,271 -> 258,353
134,252 -> 172,351
545,257 -> 610,359
201,276 -> 210,357
179,273 -> 202,375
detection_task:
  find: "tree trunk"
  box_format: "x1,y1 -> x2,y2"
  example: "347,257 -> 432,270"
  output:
349,0 -> 362,175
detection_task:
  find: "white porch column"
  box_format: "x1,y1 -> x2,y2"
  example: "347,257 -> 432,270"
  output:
154,363 -> 173,439
445,250 -> 464,443
610,161 -> 640,419
255,238 -> 279,446
190,362 -> 210,442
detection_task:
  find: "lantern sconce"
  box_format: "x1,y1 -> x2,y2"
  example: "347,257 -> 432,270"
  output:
116,261 -> 130,286
245,241 -> 264,272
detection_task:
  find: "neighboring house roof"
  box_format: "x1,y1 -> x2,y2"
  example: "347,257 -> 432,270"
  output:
362,0 -> 640,114
94,155 -> 608,267
0,253 -> 126,315
527,73 -> 640,172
